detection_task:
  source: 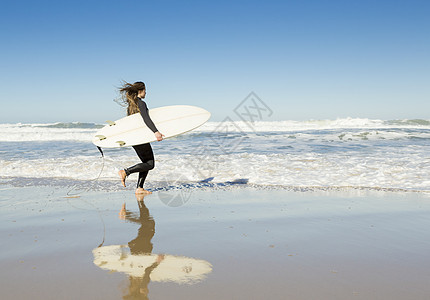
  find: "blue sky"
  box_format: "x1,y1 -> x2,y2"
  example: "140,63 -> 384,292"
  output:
1,0 -> 429,123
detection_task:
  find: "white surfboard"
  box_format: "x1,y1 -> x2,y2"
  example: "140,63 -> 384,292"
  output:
92,245 -> 213,284
92,105 -> 211,148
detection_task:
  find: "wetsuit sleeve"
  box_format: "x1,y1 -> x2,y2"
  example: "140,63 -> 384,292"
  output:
138,100 -> 158,133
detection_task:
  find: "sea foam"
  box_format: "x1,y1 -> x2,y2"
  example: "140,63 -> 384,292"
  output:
1,119 -> 429,192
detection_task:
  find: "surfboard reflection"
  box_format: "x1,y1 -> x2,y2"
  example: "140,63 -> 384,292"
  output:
92,194 -> 212,299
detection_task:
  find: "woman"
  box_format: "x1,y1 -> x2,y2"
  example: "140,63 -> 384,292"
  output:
117,81 -> 164,194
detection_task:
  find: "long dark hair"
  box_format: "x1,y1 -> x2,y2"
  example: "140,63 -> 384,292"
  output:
119,81 -> 146,115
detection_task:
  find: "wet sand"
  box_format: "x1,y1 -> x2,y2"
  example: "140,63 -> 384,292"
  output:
1,186 -> 430,299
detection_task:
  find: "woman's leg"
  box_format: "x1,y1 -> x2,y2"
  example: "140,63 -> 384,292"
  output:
137,171 -> 149,188
124,159 -> 154,177
120,143 -> 155,191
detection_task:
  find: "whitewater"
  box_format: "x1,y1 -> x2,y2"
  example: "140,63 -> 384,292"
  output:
1,118 -> 429,192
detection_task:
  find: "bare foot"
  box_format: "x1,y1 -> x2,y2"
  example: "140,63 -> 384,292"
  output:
135,188 -> 152,195
118,170 -> 127,187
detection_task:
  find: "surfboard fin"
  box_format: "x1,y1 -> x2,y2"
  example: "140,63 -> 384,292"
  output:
116,141 -> 126,147
95,135 -> 106,140
106,120 -> 116,126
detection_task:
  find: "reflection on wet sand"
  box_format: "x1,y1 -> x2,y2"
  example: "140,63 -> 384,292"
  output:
93,193 -> 212,299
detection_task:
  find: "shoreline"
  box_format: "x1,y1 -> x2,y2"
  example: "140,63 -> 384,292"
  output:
2,176 -> 430,195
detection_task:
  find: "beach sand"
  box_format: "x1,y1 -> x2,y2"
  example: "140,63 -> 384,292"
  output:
1,185 -> 430,299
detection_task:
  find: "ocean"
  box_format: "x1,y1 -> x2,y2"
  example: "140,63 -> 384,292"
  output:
1,118 -> 429,193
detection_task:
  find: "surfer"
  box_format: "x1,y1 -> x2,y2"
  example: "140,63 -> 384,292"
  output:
117,81 -> 164,194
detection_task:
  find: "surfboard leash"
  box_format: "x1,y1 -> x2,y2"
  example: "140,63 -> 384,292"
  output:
63,146 -> 106,248
65,146 -> 105,197
97,146 -> 104,158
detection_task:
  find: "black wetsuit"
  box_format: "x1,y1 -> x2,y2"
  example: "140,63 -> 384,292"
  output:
124,98 -> 158,188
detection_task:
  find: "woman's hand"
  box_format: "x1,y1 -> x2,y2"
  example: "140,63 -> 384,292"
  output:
155,131 -> 165,141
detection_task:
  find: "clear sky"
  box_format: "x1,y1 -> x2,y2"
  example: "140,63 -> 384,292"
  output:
1,0 -> 429,123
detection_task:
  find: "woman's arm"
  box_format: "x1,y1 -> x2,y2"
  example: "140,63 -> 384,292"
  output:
137,99 -> 158,133
137,99 -> 164,141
